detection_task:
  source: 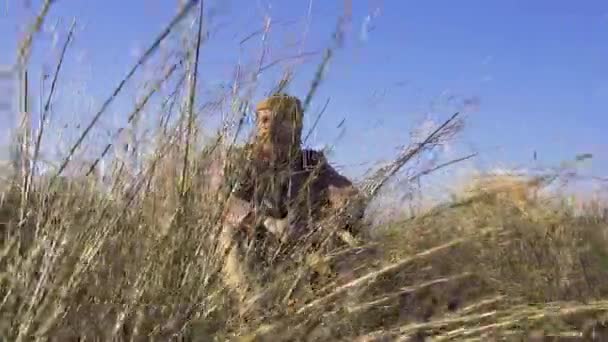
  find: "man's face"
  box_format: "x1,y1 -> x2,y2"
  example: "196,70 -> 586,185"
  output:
256,108 -> 298,145
256,109 -> 273,141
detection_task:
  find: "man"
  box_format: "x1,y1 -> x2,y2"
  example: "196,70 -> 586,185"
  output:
212,93 -> 365,303
238,94 -> 362,238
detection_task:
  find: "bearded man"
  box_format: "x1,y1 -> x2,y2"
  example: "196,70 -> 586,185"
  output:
211,93 -> 365,302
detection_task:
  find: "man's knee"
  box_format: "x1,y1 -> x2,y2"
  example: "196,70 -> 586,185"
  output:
218,224 -> 236,252
222,247 -> 247,286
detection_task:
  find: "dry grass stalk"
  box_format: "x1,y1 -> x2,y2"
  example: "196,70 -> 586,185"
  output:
2,1 -> 607,341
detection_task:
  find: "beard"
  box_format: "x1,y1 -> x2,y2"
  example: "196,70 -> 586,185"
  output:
253,132 -> 300,164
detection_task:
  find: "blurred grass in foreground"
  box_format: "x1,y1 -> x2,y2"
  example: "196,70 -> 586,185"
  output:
2,152 -> 608,341
1,0 -> 608,340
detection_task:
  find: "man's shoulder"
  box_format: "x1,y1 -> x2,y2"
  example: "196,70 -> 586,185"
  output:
300,149 -> 355,187
301,148 -> 328,170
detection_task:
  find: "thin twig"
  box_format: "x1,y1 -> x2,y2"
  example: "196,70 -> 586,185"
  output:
50,0 -> 199,188
296,236 -> 471,315
347,273 -> 474,314
362,112 -> 462,199
86,62 -> 183,177
303,97 -> 330,144
258,51 -> 320,73
180,0 -> 205,196
30,19 -> 76,184
160,72 -> 188,135
15,0 -> 57,259
407,152 -> 478,183
16,0 -> 56,67
301,49 -> 332,115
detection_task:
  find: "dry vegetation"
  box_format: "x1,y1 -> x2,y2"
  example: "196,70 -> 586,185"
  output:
1,1 -> 608,341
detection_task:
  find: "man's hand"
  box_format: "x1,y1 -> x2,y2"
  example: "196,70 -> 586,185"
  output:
224,196 -> 253,229
225,195 -> 290,241
263,217 -> 290,243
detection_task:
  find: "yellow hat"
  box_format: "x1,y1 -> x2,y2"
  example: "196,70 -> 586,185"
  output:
255,93 -> 303,129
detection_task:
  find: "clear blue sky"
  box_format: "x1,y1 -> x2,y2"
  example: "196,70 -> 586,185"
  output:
1,0 -> 607,180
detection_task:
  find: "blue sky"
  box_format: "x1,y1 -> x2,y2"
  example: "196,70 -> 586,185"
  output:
1,0 -> 607,181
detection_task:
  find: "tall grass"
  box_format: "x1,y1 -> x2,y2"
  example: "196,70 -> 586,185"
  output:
1,1 -> 607,341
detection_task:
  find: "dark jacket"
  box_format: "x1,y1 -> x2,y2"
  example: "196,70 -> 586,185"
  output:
209,145 -> 364,236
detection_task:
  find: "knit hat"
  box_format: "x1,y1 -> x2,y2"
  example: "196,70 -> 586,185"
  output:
255,93 -> 303,133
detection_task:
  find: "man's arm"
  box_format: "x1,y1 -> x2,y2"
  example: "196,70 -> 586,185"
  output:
322,163 -> 365,218
307,151 -> 366,224
315,158 -> 367,247
204,146 -> 256,232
